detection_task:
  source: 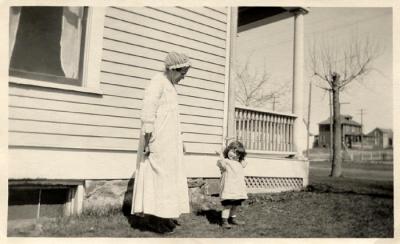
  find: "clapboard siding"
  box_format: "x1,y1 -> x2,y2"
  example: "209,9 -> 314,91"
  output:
107,8 -> 226,48
10,94 -> 141,118
120,7 -> 226,39
102,51 -> 224,84
10,93 -> 223,120
178,7 -> 227,24
179,105 -> 223,118
203,7 -> 228,18
180,114 -> 223,127
10,121 -> 221,149
9,85 -> 143,110
184,142 -> 221,154
102,39 -> 226,74
10,99 -> 222,129
9,6 -> 228,154
149,7 -> 226,32
9,119 -> 140,139
102,70 -> 225,93
101,61 -> 224,87
102,82 -> 223,102
183,133 -> 222,144
103,28 -> 225,65
104,17 -> 226,57
9,107 -> 140,129
10,132 -> 138,150
181,123 -> 222,135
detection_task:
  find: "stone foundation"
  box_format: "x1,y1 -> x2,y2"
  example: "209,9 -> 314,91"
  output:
83,178 -> 222,215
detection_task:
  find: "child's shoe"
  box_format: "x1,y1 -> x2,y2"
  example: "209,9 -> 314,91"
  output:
221,218 -> 232,229
229,217 -> 245,225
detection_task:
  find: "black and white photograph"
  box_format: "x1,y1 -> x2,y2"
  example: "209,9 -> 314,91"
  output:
2,0 -> 397,242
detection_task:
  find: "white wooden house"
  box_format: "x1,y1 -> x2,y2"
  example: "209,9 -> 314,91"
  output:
8,6 -> 309,219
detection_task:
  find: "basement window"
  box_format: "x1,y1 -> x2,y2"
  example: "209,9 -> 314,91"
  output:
8,181 -> 84,220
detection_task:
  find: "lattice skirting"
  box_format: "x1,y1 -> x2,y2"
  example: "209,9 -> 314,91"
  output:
245,176 -> 303,193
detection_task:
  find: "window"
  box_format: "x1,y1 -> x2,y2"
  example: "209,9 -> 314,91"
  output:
8,181 -> 85,220
8,187 -> 70,220
9,7 -> 105,93
9,7 -> 87,86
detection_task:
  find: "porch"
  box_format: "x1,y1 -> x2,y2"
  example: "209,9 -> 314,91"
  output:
184,105 -> 308,194
222,7 -> 309,193
238,106 -> 308,193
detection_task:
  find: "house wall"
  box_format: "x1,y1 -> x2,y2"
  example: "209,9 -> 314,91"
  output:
382,133 -> 389,148
318,123 -> 362,148
318,124 -> 330,147
342,124 -> 361,135
9,6 -> 229,179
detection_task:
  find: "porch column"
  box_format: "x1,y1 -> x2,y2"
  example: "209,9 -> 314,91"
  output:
292,9 -> 307,159
226,7 -> 238,146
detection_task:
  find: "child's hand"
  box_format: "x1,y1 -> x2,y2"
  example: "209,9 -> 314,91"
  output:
216,146 -> 225,158
241,160 -> 248,168
217,159 -> 226,172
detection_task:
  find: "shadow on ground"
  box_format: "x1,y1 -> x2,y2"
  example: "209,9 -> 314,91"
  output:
195,209 -> 222,225
305,182 -> 393,199
121,176 -> 177,234
126,214 -> 177,234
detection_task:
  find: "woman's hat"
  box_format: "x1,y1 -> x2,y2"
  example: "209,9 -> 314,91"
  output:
164,52 -> 191,70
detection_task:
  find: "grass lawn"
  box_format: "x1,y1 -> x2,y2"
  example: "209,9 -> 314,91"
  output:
8,165 -> 393,238
310,160 -> 393,171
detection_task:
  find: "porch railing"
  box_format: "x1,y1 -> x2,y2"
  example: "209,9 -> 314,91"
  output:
235,105 -> 297,153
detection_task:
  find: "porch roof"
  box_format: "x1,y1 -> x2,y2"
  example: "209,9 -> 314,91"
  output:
238,7 -> 309,32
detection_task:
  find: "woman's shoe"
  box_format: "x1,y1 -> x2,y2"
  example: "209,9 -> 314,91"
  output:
221,218 -> 232,229
229,217 -> 245,225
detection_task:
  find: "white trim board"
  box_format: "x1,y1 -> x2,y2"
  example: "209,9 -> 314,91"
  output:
9,148 -> 309,182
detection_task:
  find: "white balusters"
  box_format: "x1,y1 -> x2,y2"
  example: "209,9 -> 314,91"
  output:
234,106 -> 296,152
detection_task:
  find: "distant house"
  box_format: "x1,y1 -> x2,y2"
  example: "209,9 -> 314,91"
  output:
366,128 -> 393,149
313,135 -> 319,148
8,6 -> 309,220
317,115 -> 362,148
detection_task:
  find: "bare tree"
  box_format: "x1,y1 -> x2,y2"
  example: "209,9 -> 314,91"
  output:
309,35 -> 382,177
234,59 -> 289,109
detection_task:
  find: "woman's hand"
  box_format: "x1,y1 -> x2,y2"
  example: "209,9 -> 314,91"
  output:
143,145 -> 150,157
143,132 -> 152,157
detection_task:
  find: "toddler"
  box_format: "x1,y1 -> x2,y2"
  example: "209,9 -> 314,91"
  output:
217,141 -> 248,229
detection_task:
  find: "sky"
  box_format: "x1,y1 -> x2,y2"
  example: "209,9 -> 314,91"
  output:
236,7 -> 393,135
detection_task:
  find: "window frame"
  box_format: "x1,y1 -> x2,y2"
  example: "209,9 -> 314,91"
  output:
9,7 -> 105,95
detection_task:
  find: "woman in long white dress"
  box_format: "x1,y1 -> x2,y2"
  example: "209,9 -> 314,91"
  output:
131,52 -> 191,232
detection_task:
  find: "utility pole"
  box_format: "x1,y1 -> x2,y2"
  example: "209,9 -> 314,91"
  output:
358,109 -> 366,151
306,82 -> 312,158
360,109 -> 365,161
271,94 -> 279,111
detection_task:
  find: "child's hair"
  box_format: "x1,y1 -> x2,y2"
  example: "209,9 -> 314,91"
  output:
223,141 -> 247,162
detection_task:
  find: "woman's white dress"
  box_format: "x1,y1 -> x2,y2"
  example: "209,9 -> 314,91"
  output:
131,73 -> 190,218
